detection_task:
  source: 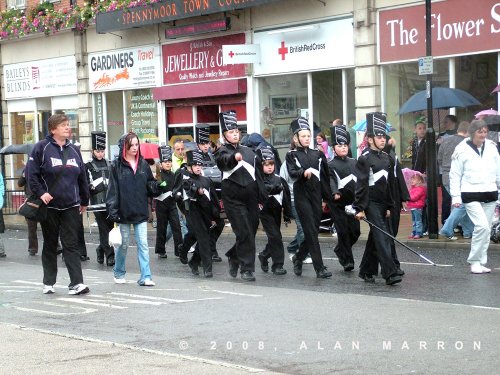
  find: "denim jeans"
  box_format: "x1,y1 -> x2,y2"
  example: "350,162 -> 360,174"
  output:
114,222 -> 152,284
411,208 -> 423,236
439,204 -> 474,237
286,202 -> 304,253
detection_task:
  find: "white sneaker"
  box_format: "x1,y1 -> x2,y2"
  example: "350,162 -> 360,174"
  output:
481,266 -> 491,273
289,253 -> 295,261
303,256 -> 313,264
470,264 -> 484,274
188,246 -> 195,253
42,285 -> 55,294
114,277 -> 126,284
139,279 -> 155,286
68,284 -> 90,295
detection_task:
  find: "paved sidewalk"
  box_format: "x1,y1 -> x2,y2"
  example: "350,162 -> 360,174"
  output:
4,211 -> 499,251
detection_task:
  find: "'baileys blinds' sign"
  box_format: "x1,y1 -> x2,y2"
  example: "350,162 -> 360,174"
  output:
96,0 -> 283,33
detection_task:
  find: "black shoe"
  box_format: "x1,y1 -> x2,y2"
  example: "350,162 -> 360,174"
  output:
385,274 -> 403,285
106,256 -> 115,267
272,266 -> 287,276
359,273 -> 375,283
395,268 -> 405,276
316,267 -> 332,279
292,255 -> 302,276
258,253 -> 269,273
241,271 -> 256,281
28,249 -> 37,256
80,255 -> 90,261
228,258 -> 239,278
343,263 -> 355,272
96,256 -> 104,264
212,254 -> 222,262
175,244 -> 182,257
204,270 -> 213,278
158,253 -> 168,259
179,251 -> 188,265
0,253 -> 6,258
188,260 -> 200,276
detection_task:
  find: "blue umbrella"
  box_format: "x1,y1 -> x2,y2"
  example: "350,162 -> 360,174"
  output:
352,119 -> 395,132
398,87 -> 480,114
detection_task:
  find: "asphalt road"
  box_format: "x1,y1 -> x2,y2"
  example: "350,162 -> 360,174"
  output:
1,228 -> 499,374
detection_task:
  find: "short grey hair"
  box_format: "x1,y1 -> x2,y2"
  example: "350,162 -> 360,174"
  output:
467,120 -> 488,137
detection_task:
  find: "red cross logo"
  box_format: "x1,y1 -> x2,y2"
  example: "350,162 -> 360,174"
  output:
228,51 -> 234,58
278,41 -> 288,60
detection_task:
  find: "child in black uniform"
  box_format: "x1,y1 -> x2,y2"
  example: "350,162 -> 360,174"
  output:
180,149 -> 220,278
214,110 -> 264,282
327,125 -> 360,272
350,112 -> 402,286
256,146 -> 293,276
154,146 -> 183,259
286,117 -> 333,279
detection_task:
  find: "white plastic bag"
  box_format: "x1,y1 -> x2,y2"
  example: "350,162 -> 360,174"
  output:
109,225 -> 122,247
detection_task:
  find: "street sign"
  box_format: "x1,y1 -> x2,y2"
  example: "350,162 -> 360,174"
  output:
418,56 -> 433,75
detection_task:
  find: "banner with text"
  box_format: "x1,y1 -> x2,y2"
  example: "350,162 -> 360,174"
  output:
3,56 -> 77,100
161,33 -> 246,85
378,0 -> 500,63
253,18 -> 354,76
88,45 -> 161,92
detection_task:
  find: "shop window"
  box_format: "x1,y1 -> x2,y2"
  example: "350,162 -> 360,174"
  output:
167,107 -> 193,124
9,111 -> 35,176
167,126 -> 193,145
106,91 -> 125,158
125,89 -> 158,143
220,103 -> 247,122
197,105 -> 219,123
258,73 -> 308,150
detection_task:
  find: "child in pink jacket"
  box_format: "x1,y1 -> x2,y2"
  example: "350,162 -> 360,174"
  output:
407,174 -> 427,239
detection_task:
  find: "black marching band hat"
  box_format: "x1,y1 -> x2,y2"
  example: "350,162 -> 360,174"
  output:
186,149 -> 204,166
366,112 -> 387,137
195,123 -> 211,144
290,117 -> 310,135
256,146 -> 275,162
219,110 -> 238,132
330,125 -> 350,146
91,131 -> 106,150
158,145 -> 172,162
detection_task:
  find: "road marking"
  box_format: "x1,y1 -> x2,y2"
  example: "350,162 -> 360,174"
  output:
3,323 -> 267,373
56,298 -> 128,309
89,294 -> 166,306
3,301 -> 97,316
198,287 -> 263,298
110,292 -> 223,303
394,298 -> 500,311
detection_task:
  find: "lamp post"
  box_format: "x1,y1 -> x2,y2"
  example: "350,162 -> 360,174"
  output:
425,0 -> 438,239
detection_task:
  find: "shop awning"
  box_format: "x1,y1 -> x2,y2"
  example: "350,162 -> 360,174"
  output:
153,78 -> 247,101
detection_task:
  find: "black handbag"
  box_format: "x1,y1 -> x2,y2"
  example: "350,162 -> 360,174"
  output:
19,147 -> 69,222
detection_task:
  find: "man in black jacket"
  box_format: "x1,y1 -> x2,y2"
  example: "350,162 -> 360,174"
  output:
86,131 -> 114,266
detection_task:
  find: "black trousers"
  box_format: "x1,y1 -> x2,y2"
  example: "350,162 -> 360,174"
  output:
387,204 -> 402,267
259,207 -> 285,268
294,187 -> 324,272
40,207 -> 84,287
77,214 -> 87,257
210,218 -> 225,256
330,202 -> 360,267
155,200 -> 183,255
94,211 -> 114,258
222,181 -> 259,273
186,205 -> 213,273
441,184 -> 452,224
359,202 -> 398,279
26,218 -> 38,252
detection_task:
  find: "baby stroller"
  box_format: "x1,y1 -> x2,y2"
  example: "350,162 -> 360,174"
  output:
490,203 -> 500,243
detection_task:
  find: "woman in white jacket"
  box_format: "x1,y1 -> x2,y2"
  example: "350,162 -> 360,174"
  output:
449,120 -> 500,274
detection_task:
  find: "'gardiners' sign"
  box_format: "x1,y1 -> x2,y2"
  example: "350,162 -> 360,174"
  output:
378,0 -> 500,63
96,0 -> 282,33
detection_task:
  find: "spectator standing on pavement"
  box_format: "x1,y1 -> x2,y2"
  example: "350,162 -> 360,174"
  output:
256,146 -> 292,276
449,120 -> 500,274
437,115 -> 458,224
106,132 -> 166,286
27,113 -> 90,295
287,117 -> 333,279
327,125 -> 360,271
214,110 -> 263,282
411,120 -> 427,174
0,173 -> 5,258
407,174 -> 427,239
438,121 -> 473,240
18,168 -> 38,256
171,138 -> 185,172
85,131 -> 114,266
351,112 -> 402,286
